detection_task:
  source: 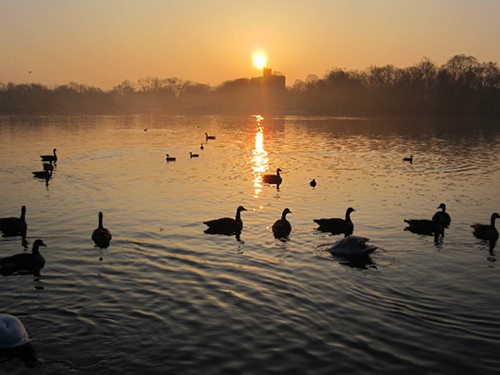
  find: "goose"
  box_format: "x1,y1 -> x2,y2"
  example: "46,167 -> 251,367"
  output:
314,207 -> 355,236
204,206 -> 247,240
42,163 -> 53,172
40,148 -> 57,163
263,168 -> 282,185
471,212 -> 499,243
92,212 -> 112,248
320,235 -> 377,257
272,208 -> 292,239
404,218 -> 444,243
205,133 -> 216,140
165,154 -> 176,162
0,314 -> 32,349
200,143 -> 205,150
0,206 -> 27,237
403,155 -> 413,163
432,203 -> 451,228
309,179 -> 317,188
0,239 -> 46,276
189,152 -> 199,158
32,170 -> 52,179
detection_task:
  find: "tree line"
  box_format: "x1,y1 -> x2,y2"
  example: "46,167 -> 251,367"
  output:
1,54 -> 499,116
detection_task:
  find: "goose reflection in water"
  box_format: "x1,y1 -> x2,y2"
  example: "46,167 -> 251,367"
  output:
251,116 -> 269,198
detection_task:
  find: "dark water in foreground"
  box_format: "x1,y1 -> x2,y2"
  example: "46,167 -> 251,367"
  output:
0,115 -> 499,374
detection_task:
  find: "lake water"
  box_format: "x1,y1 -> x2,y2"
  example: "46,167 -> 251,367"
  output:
0,114 -> 499,374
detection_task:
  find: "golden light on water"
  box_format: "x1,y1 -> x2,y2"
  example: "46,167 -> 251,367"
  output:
251,115 -> 268,198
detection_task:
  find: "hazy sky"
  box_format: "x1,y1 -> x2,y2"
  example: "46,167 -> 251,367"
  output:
2,0 -> 499,89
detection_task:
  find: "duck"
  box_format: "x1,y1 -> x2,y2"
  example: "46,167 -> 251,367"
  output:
432,203 -> 451,228
92,212 -> 112,248
263,168 -> 282,185
0,239 -> 46,276
471,212 -> 499,243
200,143 -> 205,150
204,206 -> 247,240
40,148 -> 57,163
165,154 -> 176,162
320,236 -> 377,257
0,206 -> 27,237
189,152 -> 199,158
272,208 -> 292,239
309,179 -> 317,188
0,314 -> 32,349
403,155 -> 413,163
205,133 -> 216,140
314,207 -> 355,236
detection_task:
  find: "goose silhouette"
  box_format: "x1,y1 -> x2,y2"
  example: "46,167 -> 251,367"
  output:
205,133 -> 216,140
204,206 -> 247,241
189,152 -> 199,158
263,168 -> 282,185
165,154 -> 176,162
0,239 -> 46,276
40,148 -> 57,163
472,212 -> 499,250
432,203 -> 451,228
320,235 -> 377,257
314,207 -> 355,236
92,212 -> 112,248
309,179 -> 317,188
403,155 -> 413,163
200,143 -> 205,150
0,206 -> 27,238
272,208 -> 292,239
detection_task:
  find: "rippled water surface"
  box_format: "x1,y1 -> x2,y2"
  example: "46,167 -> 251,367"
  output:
1,115 -> 499,374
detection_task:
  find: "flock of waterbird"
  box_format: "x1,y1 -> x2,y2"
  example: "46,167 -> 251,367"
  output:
1,142 -> 499,363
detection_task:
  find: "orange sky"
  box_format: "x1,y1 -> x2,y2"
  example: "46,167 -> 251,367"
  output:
1,0 -> 499,89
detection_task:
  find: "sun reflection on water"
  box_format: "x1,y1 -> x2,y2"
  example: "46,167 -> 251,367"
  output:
251,115 -> 268,198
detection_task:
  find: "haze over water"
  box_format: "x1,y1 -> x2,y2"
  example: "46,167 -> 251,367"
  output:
0,114 -> 499,374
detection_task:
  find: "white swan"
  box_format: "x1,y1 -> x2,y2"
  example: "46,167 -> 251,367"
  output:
0,314 -> 32,348
319,235 -> 377,257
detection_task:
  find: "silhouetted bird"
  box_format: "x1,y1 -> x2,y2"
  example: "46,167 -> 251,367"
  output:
472,213 -> 499,249
272,208 -> 292,239
432,203 -> 451,228
205,133 -> 216,140
314,207 -> 355,236
310,179 -> 317,188
0,239 -> 46,276
40,149 -> 57,163
189,152 -> 199,158
43,163 -> 53,172
32,170 -> 51,179
263,168 -> 282,185
92,212 -> 112,248
204,206 -> 247,241
200,143 -> 205,150
0,206 -> 27,238
403,155 -> 413,163
320,235 -> 377,257
165,154 -> 176,162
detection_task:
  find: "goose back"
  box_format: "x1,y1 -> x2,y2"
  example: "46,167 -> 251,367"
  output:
92,212 -> 112,248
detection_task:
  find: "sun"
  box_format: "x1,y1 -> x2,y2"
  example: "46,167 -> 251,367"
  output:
252,51 -> 267,70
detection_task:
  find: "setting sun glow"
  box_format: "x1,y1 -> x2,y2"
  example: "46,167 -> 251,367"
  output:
252,51 -> 267,70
